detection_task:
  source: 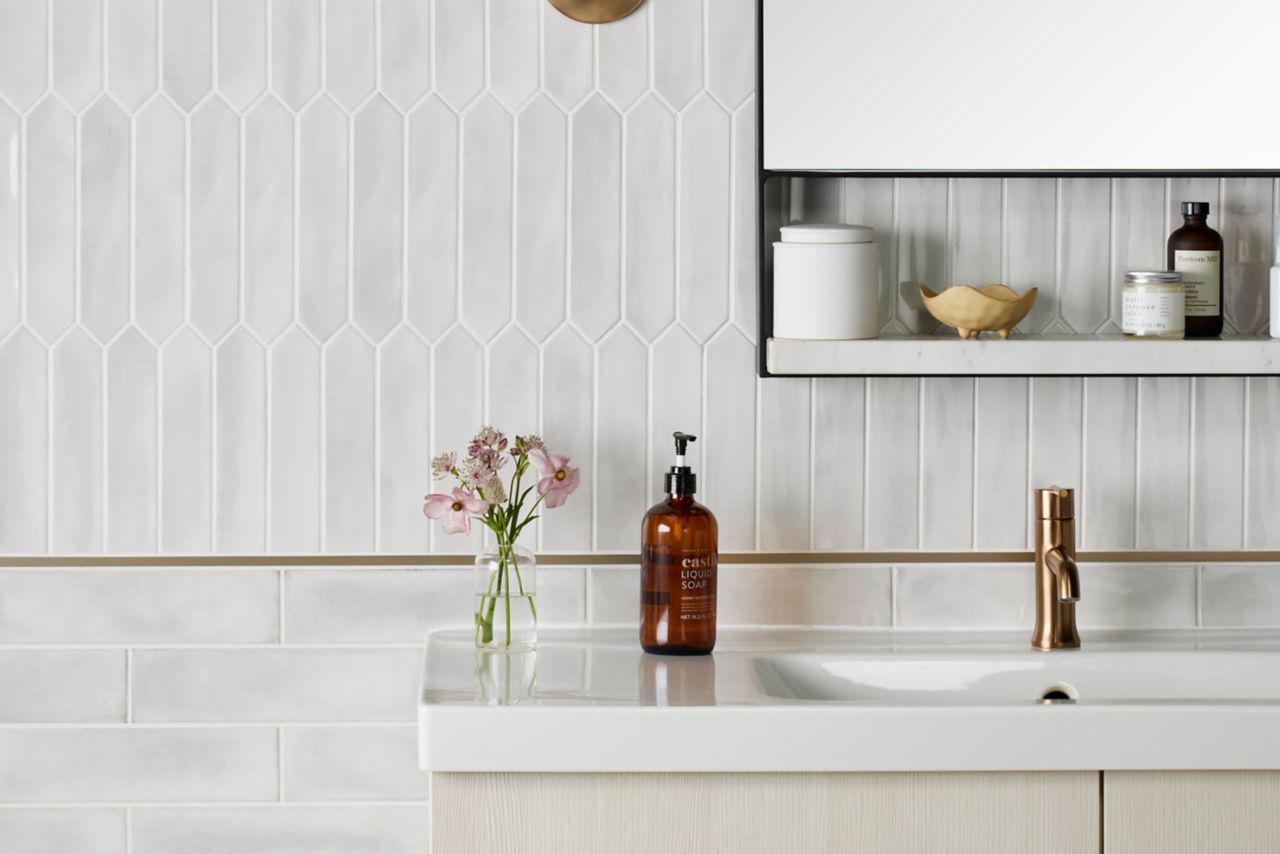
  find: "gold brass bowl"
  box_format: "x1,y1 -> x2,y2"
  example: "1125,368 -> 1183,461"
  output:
919,284 -> 1038,339
548,0 -> 645,24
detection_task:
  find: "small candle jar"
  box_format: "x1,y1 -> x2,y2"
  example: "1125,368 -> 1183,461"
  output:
1122,271 -> 1185,339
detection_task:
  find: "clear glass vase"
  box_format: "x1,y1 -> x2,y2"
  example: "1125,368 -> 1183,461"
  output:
474,543 -> 537,651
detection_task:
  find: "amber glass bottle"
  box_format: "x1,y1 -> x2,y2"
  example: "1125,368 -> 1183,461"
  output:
640,432 -> 717,656
1168,201 -> 1224,337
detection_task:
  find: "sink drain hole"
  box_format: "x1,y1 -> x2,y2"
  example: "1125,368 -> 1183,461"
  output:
1038,683 -> 1078,704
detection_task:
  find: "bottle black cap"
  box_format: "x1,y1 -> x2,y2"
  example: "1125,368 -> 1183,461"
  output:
665,432 -> 697,495
1182,201 -> 1210,217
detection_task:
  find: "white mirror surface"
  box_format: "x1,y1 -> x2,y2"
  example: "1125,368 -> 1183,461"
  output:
764,0 -> 1280,172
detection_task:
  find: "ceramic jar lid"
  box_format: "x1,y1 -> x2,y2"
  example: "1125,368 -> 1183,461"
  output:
778,224 -> 875,244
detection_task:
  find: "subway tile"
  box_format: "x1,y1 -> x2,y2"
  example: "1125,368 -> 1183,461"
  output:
270,0 -> 321,110
284,567 -> 585,643
1136,377 -> 1191,549
433,0 -> 484,110
570,95 -> 623,341
866,378 -> 919,549
132,806 -> 430,854
596,328 -> 648,551
25,97 -> 76,346
133,96 -> 186,342
718,566 -> 891,628
429,328 -> 483,554
215,331 -> 267,553
514,95 -> 568,340
0,330 -> 48,552
652,0 -> 703,110
106,330 -> 159,554
1191,377 -> 1245,549
489,0 -> 538,111
377,329 -> 432,554
0,651 -> 125,722
895,565 -> 1034,629
598,1 -> 648,110
243,96 -> 295,345
0,0 -> 48,112
162,0 -> 213,111
649,327 -> 703,508
707,0 -> 755,109
379,0 -> 432,111
323,329 -> 376,552
79,98 -> 131,343
189,97 -> 241,345
282,726 -> 428,801
1202,565 -> 1280,628
541,329 -> 594,551
542,3 -> 593,109
973,377 -> 1028,550
459,95 -> 513,342
0,808 -> 126,854
678,95 -> 732,342
52,0 -> 103,110
589,565 -> 891,628
0,570 -> 278,644
589,566 -> 640,625
406,95 -> 458,341
269,330 -> 322,553
132,648 -> 423,722
215,0 -> 266,110
0,105 -> 15,338
624,95 -> 677,341
0,728 -> 277,802
50,329 -> 104,553
323,0 -> 376,111
1058,178 -> 1111,333
1005,178 -> 1057,333
1076,565 -> 1197,629
352,96 -> 405,342
298,96 -> 349,342
920,378 -> 974,550
1082,377 -> 1137,549
704,327 -> 758,551
161,330 -> 213,553
758,378 -> 810,550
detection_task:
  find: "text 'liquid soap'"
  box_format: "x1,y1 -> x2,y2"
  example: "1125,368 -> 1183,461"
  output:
640,432 -> 718,656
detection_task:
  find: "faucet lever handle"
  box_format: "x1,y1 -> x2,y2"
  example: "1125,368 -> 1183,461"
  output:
1034,486 -> 1075,521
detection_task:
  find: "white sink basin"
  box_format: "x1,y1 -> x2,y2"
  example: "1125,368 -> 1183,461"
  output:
420,627 -> 1280,773
753,650 -> 1280,704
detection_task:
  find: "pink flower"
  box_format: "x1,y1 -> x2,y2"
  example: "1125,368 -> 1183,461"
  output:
528,449 -> 580,509
422,488 -> 489,535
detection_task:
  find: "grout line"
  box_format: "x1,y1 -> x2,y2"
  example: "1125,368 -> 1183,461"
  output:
278,726 -> 285,802
1196,564 -> 1203,627
125,805 -> 132,854
125,648 -> 132,723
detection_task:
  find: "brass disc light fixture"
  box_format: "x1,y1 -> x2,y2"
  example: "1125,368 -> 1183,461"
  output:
548,0 -> 645,24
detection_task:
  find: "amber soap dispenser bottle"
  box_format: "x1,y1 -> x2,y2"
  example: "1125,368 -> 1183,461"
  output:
640,432 -> 718,655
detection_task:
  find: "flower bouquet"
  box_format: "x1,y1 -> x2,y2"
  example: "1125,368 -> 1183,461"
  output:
423,428 -> 579,651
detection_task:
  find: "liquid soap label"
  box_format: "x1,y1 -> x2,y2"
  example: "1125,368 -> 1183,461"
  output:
1174,250 -> 1221,316
675,551 -> 717,622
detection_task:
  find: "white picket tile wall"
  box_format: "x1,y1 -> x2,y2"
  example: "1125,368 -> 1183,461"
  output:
1,0 -> 1278,557
1,1 -> 1280,847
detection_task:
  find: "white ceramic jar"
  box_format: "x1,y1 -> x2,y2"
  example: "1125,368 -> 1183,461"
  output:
773,224 -> 879,340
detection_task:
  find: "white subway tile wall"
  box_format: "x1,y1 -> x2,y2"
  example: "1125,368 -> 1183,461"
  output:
0,0 -> 1278,848
0,561 -> 1275,844
0,0 -> 1275,557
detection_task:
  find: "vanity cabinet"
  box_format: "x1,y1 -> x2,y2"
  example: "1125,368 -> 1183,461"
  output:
433,771 -> 1280,853
1104,771 -> 1280,854
431,772 -> 1099,854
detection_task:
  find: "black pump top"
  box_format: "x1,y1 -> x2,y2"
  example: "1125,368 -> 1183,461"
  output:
665,431 -> 697,495
1182,201 -> 1210,217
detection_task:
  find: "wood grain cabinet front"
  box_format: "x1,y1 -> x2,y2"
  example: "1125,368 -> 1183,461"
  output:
1104,771 -> 1280,854
431,771 -> 1101,854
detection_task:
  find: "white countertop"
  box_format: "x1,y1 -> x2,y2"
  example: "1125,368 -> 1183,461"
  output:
418,627 -> 1280,773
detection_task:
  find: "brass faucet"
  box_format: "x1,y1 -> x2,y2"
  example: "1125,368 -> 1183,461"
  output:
1032,487 -> 1081,650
